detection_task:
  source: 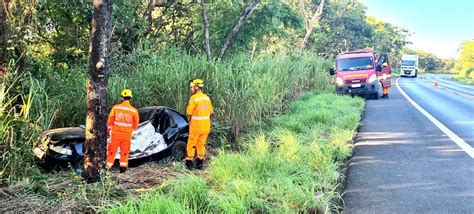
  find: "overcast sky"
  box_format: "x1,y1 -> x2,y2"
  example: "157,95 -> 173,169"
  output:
359,0 -> 474,59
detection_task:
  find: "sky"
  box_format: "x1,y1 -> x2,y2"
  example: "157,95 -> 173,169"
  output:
359,0 -> 474,59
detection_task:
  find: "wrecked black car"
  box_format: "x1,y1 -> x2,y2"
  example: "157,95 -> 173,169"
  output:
33,106 -> 189,170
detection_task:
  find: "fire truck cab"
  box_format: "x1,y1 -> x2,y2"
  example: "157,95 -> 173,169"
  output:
329,48 -> 392,99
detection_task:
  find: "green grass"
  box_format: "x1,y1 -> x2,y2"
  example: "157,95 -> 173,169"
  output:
453,76 -> 474,85
2,48 -> 357,212
1,49 -> 332,185
109,92 -> 364,213
43,49 -> 332,136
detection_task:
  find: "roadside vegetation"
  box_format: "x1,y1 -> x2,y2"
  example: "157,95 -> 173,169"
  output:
453,40 -> 474,84
1,49 -> 331,185
1,0 -> 404,212
109,93 -> 364,213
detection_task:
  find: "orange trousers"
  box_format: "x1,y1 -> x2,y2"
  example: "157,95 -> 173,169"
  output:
186,133 -> 209,160
106,138 -> 131,169
383,87 -> 390,94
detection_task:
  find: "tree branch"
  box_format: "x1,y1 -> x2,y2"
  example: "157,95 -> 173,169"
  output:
218,0 -> 260,59
299,0 -> 325,53
200,0 -> 211,60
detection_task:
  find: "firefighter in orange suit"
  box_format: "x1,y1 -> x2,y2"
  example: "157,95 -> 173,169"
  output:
106,89 -> 139,173
185,79 -> 213,170
382,62 -> 390,98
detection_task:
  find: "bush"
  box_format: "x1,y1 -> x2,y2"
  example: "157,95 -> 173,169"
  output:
467,67 -> 474,79
459,67 -> 474,78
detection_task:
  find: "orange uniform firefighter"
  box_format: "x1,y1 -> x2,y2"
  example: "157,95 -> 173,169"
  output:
382,62 -> 390,98
185,79 -> 213,170
106,89 -> 139,173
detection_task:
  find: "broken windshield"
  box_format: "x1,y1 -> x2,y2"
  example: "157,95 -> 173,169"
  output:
337,57 -> 374,71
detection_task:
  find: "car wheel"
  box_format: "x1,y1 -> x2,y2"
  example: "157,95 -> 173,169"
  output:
73,158 -> 84,175
171,140 -> 187,161
373,92 -> 379,100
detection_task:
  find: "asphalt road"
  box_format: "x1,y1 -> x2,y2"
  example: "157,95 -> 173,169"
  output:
424,74 -> 474,97
343,76 -> 474,213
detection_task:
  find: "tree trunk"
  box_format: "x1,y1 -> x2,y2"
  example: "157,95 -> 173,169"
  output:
0,0 -> 11,64
218,0 -> 260,59
83,0 -> 113,184
299,0 -> 324,53
200,0 -> 211,60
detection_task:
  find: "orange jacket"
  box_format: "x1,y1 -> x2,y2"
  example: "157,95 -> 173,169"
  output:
107,101 -> 139,139
186,91 -> 213,134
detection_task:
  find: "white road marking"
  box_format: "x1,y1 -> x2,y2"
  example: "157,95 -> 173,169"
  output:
396,78 -> 474,158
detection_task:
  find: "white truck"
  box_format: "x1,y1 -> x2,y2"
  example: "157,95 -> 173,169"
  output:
400,54 -> 419,77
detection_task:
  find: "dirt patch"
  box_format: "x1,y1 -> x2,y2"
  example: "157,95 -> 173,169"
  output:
0,144 -> 220,213
0,162 -> 185,213
115,163 -> 181,194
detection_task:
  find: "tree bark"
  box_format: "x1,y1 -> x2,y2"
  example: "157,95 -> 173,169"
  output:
299,0 -> 324,53
83,0 -> 113,184
200,0 -> 211,60
0,0 -> 11,64
218,0 -> 260,59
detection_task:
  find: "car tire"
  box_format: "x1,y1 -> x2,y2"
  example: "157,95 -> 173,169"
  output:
171,140 -> 187,161
73,158 -> 84,175
373,92 -> 380,100
414,73 -> 417,78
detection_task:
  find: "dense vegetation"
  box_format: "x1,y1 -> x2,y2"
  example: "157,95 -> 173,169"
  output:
0,0 -> 442,212
1,0 -> 411,184
109,93 -> 364,213
454,40 -> 474,83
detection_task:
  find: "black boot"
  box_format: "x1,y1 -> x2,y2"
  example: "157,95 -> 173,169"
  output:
196,159 -> 204,170
185,160 -> 194,170
119,167 -> 127,173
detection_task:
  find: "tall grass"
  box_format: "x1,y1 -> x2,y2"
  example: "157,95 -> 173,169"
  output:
1,69 -> 56,185
109,93 -> 364,213
1,49 -> 332,186
44,49 -> 332,139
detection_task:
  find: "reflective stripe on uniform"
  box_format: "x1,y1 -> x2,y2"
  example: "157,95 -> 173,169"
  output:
191,116 -> 210,120
114,106 -> 138,113
114,121 -> 133,127
194,97 -> 210,102
120,162 -> 128,166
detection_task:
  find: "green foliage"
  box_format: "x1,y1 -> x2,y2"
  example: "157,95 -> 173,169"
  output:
1,0 -> 147,65
168,175 -> 209,211
398,49 -> 456,73
455,40 -> 474,78
367,16 -> 410,57
40,49 -> 332,140
1,0 -> 413,66
109,92 -> 364,213
1,49 -> 331,184
108,192 -> 186,214
312,0 -> 374,56
0,69 -> 54,185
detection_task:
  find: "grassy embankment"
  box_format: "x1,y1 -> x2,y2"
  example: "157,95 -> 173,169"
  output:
108,92 -> 364,213
453,68 -> 474,85
0,49 -> 366,213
